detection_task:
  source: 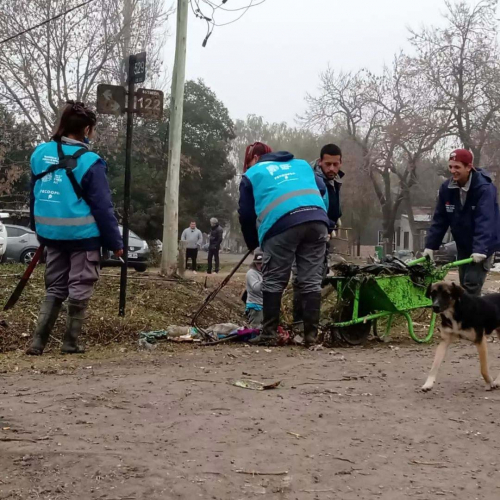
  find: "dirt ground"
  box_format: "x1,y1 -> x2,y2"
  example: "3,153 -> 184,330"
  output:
2,266 -> 500,499
3,340 -> 500,499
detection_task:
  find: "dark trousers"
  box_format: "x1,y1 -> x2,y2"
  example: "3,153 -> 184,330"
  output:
457,249 -> 491,296
261,221 -> 328,295
207,247 -> 220,273
186,248 -> 198,271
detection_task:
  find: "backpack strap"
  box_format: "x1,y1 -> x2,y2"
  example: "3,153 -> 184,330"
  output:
33,142 -> 91,204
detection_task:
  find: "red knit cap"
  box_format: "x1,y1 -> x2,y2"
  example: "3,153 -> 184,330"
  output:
449,149 -> 473,165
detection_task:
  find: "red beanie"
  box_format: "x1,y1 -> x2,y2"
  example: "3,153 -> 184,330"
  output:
449,149 -> 473,165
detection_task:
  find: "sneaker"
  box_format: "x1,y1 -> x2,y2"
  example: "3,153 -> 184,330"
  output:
214,271 -> 219,274
193,271 -> 197,275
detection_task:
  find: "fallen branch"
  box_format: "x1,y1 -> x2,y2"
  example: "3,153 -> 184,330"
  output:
331,456 -> 355,464
0,435 -> 50,443
409,460 -> 448,467
176,378 -> 223,384
1,437 -> 37,443
234,469 -> 288,476
301,489 -> 335,493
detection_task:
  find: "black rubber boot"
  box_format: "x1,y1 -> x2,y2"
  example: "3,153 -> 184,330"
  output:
292,285 -> 304,331
26,297 -> 64,355
302,292 -> 322,348
61,299 -> 88,354
248,292 -> 282,346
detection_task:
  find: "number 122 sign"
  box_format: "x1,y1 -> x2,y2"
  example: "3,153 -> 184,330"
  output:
136,88 -> 164,119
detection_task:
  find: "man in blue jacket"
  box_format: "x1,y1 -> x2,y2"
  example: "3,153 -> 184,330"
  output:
239,146 -> 329,346
424,148 -> 500,296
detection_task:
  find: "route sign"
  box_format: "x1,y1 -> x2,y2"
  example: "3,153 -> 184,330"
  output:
136,88 -> 164,119
96,84 -> 126,115
130,52 -> 146,84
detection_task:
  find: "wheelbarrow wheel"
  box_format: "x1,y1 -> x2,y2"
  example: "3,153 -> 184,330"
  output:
336,321 -> 372,346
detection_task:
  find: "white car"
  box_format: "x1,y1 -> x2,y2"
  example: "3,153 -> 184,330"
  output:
0,216 -> 8,259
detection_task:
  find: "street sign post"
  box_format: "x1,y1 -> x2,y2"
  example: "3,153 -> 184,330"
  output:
131,52 -> 146,84
96,52 -> 163,316
96,84 -> 126,115
119,53 -> 138,317
137,88 -> 164,119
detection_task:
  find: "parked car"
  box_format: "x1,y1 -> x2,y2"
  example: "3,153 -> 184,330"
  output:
101,226 -> 150,272
2,224 -> 39,264
0,220 -> 7,259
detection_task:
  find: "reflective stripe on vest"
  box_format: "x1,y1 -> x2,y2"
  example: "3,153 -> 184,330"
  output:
257,188 -> 322,226
35,215 -> 96,226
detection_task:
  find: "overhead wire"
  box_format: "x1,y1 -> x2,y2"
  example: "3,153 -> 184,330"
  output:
0,0 -> 97,45
190,0 -> 267,47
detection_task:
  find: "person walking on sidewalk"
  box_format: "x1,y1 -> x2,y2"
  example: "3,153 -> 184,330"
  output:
245,248 -> 264,328
207,217 -> 223,274
181,221 -> 203,273
27,101 -> 123,355
424,148 -> 500,296
239,142 -> 329,347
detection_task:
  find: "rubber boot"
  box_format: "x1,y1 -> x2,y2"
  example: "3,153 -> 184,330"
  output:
302,292 -> 322,348
61,299 -> 88,354
26,297 -> 64,355
248,292 -> 282,346
292,285 -> 304,331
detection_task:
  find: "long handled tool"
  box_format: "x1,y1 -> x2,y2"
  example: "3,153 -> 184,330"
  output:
191,249 -> 252,341
3,245 -> 45,311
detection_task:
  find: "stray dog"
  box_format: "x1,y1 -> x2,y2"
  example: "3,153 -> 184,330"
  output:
422,282 -> 500,392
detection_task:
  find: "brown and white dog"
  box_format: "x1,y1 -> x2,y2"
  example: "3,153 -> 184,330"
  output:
422,282 -> 500,392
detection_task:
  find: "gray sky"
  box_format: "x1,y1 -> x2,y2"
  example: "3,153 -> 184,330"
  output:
164,0 -> 456,125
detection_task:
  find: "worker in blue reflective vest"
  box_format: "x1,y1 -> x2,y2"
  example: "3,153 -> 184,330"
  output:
27,101 -> 123,356
239,142 -> 329,347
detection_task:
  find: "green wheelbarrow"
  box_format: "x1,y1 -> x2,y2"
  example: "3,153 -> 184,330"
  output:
324,256 -> 473,345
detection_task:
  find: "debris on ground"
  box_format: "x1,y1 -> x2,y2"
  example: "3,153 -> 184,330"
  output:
231,379 -> 281,391
0,265 -> 246,353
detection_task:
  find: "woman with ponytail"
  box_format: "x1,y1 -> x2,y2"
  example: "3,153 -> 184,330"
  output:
238,142 -> 329,347
27,101 -> 123,356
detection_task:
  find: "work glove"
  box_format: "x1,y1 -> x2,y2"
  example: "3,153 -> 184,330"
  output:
422,248 -> 434,261
471,253 -> 487,263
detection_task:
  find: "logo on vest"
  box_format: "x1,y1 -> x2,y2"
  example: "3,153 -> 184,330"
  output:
266,165 -> 279,176
42,155 -> 58,165
445,202 -> 455,213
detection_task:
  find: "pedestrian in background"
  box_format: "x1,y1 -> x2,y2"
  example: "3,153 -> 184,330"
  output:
27,101 -> 123,355
207,217 -> 223,274
181,221 -> 203,273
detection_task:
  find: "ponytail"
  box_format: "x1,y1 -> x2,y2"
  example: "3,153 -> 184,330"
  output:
52,101 -> 97,142
243,142 -> 272,172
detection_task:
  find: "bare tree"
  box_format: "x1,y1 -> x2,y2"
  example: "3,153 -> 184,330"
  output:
305,55 -> 451,255
0,0 -> 171,140
373,56 -> 453,252
410,0 -> 500,167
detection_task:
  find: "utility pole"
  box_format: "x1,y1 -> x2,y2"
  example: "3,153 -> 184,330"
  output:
161,0 -> 189,276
